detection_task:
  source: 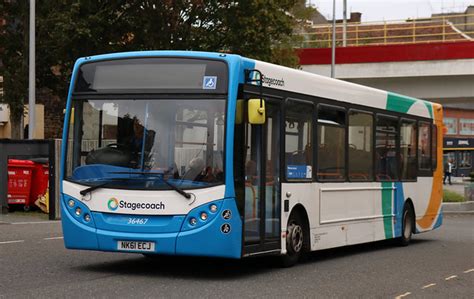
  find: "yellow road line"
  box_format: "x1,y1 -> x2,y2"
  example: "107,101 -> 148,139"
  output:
421,283 -> 436,289
445,275 -> 458,280
43,236 -> 64,240
395,292 -> 411,299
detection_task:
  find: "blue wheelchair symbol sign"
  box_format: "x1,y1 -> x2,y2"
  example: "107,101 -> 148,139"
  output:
203,76 -> 217,89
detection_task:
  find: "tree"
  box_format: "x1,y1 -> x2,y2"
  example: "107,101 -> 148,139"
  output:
2,1 -> 316,138
0,0 -> 29,139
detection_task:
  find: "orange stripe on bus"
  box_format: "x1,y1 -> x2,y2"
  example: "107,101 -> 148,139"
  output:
417,104 -> 443,230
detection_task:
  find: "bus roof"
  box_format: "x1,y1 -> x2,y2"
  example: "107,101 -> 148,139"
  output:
246,57 -> 441,120
73,50 -> 441,120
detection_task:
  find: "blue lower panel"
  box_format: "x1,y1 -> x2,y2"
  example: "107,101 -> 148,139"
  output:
61,194 -> 242,258
96,229 -> 178,254
92,212 -> 185,233
393,182 -> 405,238
433,211 -> 443,230
176,198 -> 242,259
61,202 -> 99,250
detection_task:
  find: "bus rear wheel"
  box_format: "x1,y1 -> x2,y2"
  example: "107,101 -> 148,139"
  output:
281,212 -> 305,267
398,204 -> 414,246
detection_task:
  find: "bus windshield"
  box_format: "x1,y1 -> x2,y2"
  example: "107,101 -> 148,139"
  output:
66,98 -> 226,190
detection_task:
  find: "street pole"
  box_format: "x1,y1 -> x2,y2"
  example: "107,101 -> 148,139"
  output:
343,0 -> 347,47
28,0 -> 35,139
331,0 -> 336,78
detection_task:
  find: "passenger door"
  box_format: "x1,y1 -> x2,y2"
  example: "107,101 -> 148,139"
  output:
235,98 -> 281,256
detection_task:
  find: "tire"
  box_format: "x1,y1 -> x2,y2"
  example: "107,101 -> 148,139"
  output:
281,212 -> 306,267
398,204 -> 414,246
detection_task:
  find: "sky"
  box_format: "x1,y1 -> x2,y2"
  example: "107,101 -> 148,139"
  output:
309,0 -> 474,22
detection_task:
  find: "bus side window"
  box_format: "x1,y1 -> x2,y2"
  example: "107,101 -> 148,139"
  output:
400,119 -> 417,180
431,124 -> 438,171
317,105 -> 346,181
348,110 -> 373,181
285,100 -> 314,181
375,115 -> 398,181
418,122 -> 431,170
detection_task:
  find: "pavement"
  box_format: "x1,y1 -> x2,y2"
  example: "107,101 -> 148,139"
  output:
443,182 -> 467,195
442,177 -> 473,213
0,210 -> 50,225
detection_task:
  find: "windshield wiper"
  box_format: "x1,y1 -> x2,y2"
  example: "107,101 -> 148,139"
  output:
108,171 -> 192,200
79,178 -> 130,196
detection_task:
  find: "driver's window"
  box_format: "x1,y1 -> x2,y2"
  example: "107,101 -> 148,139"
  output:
285,100 -> 313,181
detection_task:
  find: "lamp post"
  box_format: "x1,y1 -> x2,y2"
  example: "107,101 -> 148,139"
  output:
343,0 -> 347,47
331,0 -> 336,78
28,0 -> 35,139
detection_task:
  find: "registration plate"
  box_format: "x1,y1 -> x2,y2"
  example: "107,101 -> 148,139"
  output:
117,240 -> 155,252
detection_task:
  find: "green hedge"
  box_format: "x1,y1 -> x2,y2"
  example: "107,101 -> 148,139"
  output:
443,190 -> 465,202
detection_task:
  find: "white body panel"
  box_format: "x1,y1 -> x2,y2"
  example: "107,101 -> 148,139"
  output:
403,178 -> 441,232
63,180 -> 225,215
280,180 -> 435,253
254,61 -> 388,110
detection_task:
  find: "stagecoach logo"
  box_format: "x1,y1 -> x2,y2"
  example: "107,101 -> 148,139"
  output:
107,197 -> 166,211
108,198 -> 119,211
250,71 -> 285,88
203,76 -> 217,89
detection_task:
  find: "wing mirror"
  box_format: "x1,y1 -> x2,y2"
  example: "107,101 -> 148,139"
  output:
248,99 -> 266,124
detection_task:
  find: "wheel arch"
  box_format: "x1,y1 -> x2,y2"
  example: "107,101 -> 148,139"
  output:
288,204 -> 311,252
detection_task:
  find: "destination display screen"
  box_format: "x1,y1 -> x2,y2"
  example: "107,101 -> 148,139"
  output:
74,57 -> 228,93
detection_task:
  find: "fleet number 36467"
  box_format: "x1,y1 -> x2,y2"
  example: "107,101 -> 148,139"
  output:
127,218 -> 148,225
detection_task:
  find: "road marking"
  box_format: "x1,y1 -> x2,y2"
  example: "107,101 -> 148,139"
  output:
421,283 -> 436,289
445,275 -> 458,280
43,237 -> 63,240
395,292 -> 411,298
0,240 -> 25,245
464,269 -> 474,273
11,221 -> 60,225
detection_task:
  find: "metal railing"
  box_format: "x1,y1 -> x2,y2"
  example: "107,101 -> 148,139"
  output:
297,12 -> 474,48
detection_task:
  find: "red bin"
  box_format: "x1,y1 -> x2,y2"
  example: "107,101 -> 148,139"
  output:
30,162 -> 49,207
7,159 -> 35,208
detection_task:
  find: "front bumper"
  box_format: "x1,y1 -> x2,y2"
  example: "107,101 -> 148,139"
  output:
61,194 -> 242,258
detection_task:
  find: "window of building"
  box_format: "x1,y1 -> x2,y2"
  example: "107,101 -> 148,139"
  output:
444,117 -> 457,135
348,110 -> 373,181
317,105 -> 346,181
375,115 -> 398,181
400,119 -> 417,180
418,122 -> 431,170
459,151 -> 472,169
285,100 -> 313,180
459,118 -> 474,135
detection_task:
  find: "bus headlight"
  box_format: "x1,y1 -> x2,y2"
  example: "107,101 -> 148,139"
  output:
84,213 -> 91,222
189,217 -> 197,226
200,212 -> 208,221
210,204 -> 218,213
68,199 -> 75,207
75,207 -> 82,216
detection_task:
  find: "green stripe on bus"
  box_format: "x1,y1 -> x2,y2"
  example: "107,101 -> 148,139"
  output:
386,92 -> 416,114
381,182 -> 393,239
423,101 -> 433,119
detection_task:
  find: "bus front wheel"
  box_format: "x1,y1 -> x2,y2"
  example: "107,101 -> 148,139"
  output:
281,212 -> 305,267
